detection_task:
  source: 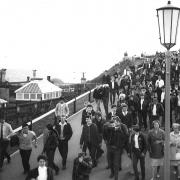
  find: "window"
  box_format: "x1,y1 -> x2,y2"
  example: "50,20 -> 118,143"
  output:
44,94 -> 46,100
37,94 -> 42,100
56,91 -> 59,97
30,94 -> 36,100
16,93 -> 23,100
52,92 -> 56,98
47,93 -> 50,99
24,93 -> 29,100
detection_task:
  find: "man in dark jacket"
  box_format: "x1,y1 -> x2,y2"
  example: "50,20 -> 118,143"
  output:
72,152 -> 92,180
102,84 -> 110,117
80,116 -> 99,168
43,124 -> 59,175
93,85 -> 103,112
106,116 -> 129,180
81,104 -> 95,126
116,103 -> 133,129
129,125 -> 147,180
55,115 -> 73,170
102,70 -> 111,85
26,154 -> 54,180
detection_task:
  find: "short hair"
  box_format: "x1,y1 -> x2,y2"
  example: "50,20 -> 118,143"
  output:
87,104 -> 93,108
46,123 -> 53,130
22,123 -> 29,128
37,154 -> 47,162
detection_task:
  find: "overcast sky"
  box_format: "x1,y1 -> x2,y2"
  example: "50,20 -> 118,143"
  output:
1,0 -> 180,83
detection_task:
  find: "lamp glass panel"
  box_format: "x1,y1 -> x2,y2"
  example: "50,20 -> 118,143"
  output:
164,9 -> 172,44
171,9 -> 180,44
158,10 -> 165,44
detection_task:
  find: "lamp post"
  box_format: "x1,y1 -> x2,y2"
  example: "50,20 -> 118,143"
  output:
156,1 -> 180,180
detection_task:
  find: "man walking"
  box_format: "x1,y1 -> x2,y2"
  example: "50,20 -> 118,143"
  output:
0,115 -> 13,171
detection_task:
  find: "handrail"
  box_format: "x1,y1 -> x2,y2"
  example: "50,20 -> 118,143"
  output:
14,88 -> 95,133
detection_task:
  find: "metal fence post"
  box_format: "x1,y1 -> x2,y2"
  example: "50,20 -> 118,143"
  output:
74,98 -> 76,114
89,90 -> 91,102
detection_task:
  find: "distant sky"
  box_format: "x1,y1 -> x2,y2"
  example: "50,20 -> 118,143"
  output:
0,0 -> 180,83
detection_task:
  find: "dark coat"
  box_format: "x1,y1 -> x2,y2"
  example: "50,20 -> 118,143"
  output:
130,132 -> 147,154
116,110 -> 133,129
25,167 -> 54,180
147,128 -> 165,158
55,122 -> 73,141
72,156 -> 92,180
80,123 -> 99,147
93,87 -> 104,100
148,102 -> 164,117
109,81 -> 119,92
107,123 -> 129,149
43,130 -> 59,152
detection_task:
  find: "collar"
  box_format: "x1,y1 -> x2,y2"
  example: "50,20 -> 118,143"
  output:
59,122 -> 67,126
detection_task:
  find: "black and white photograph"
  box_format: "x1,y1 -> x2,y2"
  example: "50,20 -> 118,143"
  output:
1,0 -> 180,180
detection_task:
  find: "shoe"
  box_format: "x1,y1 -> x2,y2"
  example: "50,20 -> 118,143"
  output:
173,170 -> 177,175
106,166 -> 110,169
55,167 -> 59,175
62,165 -> 66,170
119,167 -> 122,171
157,174 -> 160,178
109,173 -> 114,178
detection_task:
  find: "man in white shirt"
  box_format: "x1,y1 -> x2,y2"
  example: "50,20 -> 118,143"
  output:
0,116 -> 14,170
25,154 -> 54,180
130,125 -> 147,180
55,115 -> 73,170
155,75 -> 164,102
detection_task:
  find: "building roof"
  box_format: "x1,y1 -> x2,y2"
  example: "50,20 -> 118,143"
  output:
15,79 -> 62,94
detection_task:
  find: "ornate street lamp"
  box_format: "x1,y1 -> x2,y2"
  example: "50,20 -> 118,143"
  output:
156,1 -> 180,180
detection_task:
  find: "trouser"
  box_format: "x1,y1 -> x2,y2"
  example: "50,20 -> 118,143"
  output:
58,140 -> 68,167
95,99 -> 101,112
46,148 -> 59,172
102,97 -> 109,117
0,140 -> 10,168
110,90 -> 116,105
106,144 -> 110,167
138,111 -> 147,129
109,146 -> 121,180
132,148 -> 145,180
19,149 -> 32,172
83,142 -> 97,166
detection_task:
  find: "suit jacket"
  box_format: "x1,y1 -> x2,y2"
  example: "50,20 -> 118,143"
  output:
137,98 -> 149,113
80,123 -> 99,147
130,132 -> 147,154
109,81 -> 118,92
55,122 -> 73,141
116,110 -> 133,129
149,103 -> 164,117
25,167 -> 54,180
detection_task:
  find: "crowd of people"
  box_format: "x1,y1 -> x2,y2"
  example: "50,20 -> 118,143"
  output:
1,52 -> 180,180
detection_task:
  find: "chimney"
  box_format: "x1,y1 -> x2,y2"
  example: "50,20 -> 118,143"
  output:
0,69 -> 7,82
47,76 -> 51,81
32,70 -> 37,78
27,76 -> 30,82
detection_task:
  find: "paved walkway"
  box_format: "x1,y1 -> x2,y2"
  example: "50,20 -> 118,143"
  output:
0,103 -> 176,180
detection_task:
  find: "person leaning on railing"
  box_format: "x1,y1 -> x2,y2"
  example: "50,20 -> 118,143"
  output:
54,97 -> 69,125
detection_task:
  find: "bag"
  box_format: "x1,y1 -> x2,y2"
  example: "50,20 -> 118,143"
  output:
10,134 -> 19,147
